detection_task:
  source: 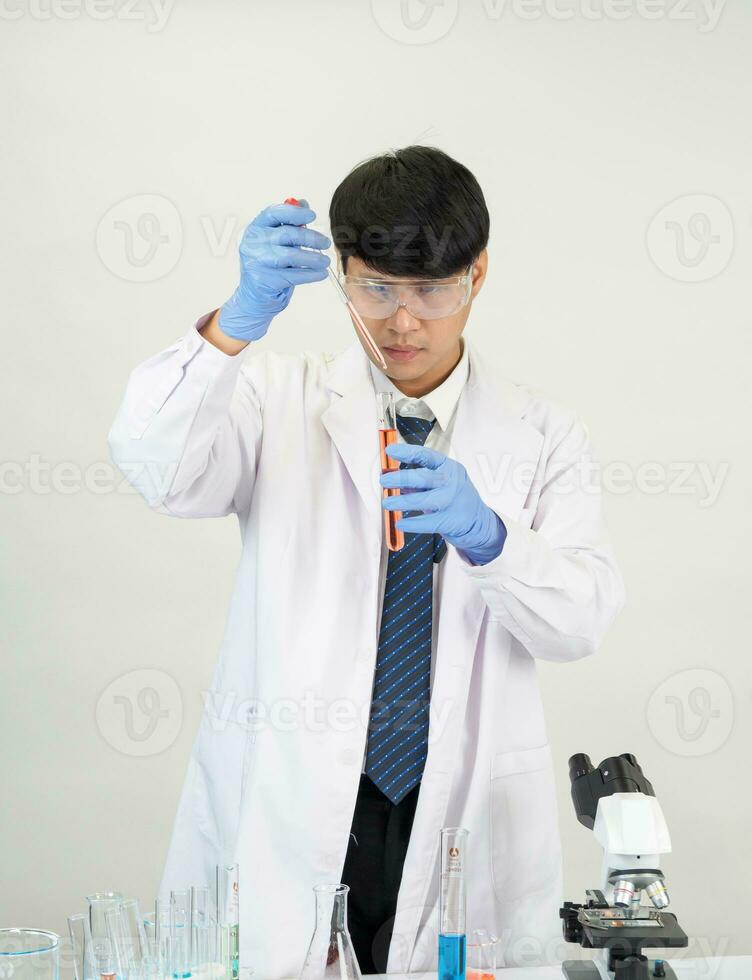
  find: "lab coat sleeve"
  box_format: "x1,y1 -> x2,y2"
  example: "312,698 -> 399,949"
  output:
462,414 -> 625,663
107,311 -> 263,518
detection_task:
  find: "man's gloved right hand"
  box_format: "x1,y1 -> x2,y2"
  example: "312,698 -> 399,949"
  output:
218,200 -> 331,342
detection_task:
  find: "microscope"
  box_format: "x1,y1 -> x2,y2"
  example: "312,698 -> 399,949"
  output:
559,753 -> 688,980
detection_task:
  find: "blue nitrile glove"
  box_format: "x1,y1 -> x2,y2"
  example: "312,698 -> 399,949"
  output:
381,443 -> 508,566
218,200 -> 331,341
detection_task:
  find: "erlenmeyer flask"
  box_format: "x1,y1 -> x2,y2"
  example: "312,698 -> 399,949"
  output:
298,884 -> 362,980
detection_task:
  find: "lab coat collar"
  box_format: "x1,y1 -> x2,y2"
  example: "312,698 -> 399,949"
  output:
323,337 -> 528,425
367,340 -> 470,432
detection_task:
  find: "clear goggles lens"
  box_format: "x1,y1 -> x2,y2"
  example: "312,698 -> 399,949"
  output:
342,269 -> 473,320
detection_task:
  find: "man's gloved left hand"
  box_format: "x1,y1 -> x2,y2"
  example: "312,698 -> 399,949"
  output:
380,443 -> 508,566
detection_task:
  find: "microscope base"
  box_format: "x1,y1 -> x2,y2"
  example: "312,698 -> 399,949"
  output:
562,959 -> 680,980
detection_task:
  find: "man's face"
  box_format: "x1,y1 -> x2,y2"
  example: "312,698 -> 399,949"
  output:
343,251 -> 488,395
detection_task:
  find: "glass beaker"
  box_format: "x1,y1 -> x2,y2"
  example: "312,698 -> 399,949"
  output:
466,929 -> 499,980
298,884 -> 361,980
0,929 -> 60,980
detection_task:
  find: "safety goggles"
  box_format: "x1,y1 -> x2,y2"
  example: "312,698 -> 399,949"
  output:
340,266 -> 474,321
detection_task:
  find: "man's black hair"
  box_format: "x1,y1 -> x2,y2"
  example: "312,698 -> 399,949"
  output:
329,146 -> 489,278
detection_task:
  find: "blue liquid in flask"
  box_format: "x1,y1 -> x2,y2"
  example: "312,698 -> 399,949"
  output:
439,932 -> 466,980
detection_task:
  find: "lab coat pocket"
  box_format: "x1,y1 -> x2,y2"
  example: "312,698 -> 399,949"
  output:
489,744 -> 561,903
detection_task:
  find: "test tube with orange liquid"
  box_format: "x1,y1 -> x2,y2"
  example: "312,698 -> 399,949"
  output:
377,392 -> 404,552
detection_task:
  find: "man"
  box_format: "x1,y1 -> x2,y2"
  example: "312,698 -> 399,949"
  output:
109,146 -> 624,978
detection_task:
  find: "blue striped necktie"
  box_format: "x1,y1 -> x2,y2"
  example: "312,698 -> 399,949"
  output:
365,413 -> 447,805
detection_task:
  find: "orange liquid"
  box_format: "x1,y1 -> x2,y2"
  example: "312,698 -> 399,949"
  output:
467,972 -> 495,980
379,428 -> 404,551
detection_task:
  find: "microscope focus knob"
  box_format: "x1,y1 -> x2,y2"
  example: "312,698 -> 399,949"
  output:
614,955 -> 649,979
559,902 -> 584,944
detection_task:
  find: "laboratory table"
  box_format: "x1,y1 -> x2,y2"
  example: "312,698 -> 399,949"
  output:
358,958 -> 751,980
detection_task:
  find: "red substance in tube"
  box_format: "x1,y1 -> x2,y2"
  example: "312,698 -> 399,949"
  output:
379,428 -> 404,552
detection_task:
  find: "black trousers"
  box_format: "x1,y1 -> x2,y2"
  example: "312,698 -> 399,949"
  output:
341,773 -> 421,976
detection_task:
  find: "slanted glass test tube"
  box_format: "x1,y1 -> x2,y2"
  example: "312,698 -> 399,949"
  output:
86,892 -> 122,977
377,392 -> 404,552
68,913 -> 96,980
104,907 -> 129,980
120,899 -> 148,971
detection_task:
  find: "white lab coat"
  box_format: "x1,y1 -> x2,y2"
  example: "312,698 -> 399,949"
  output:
108,314 -> 624,979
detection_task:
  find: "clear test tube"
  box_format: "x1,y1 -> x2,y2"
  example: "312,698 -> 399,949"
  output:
68,913 -> 97,980
189,886 -> 211,976
215,865 -> 239,980
104,907 -> 129,980
439,827 -> 469,980
169,890 -> 192,979
87,893 -> 122,976
376,392 -> 404,552
140,940 -> 162,980
153,899 -> 170,977
120,900 -> 147,971
154,900 -> 170,942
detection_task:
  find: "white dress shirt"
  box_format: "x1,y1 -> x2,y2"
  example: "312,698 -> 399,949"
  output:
362,340 -> 470,772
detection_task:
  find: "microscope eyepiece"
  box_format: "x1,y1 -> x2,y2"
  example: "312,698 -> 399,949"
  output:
568,751 -> 656,829
569,753 -> 594,782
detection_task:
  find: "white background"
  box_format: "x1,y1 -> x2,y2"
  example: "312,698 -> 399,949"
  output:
1,0 -> 751,963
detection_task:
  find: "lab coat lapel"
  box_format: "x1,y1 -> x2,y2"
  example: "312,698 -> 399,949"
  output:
387,342 -> 546,974
321,343 -> 382,549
